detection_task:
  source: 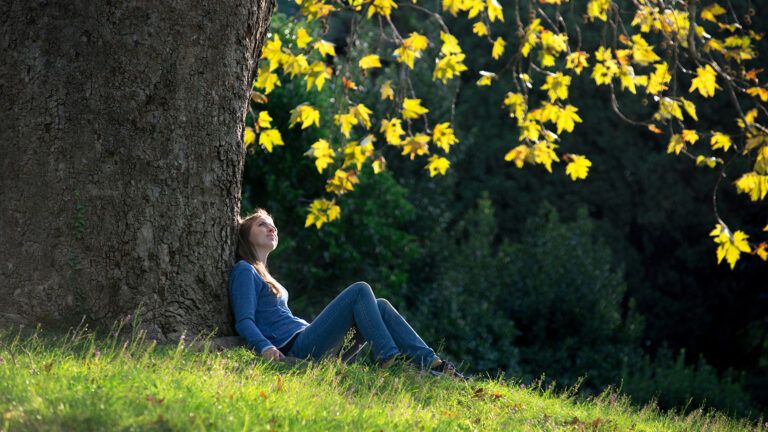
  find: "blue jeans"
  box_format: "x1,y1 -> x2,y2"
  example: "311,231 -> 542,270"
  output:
285,282 -> 439,369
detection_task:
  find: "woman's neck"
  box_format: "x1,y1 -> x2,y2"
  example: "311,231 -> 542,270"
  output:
256,249 -> 270,264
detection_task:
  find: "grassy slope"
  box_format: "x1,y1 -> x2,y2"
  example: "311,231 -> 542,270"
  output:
0,329 -> 763,432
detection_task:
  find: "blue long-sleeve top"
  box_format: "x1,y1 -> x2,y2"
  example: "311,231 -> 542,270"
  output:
228,260 -> 309,353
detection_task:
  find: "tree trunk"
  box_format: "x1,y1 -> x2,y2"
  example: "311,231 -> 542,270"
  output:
0,0 -> 274,338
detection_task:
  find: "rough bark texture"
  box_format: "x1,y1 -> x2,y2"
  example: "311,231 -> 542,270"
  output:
0,0 -> 274,338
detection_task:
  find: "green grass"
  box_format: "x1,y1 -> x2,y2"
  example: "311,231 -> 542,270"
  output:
0,326 -> 764,431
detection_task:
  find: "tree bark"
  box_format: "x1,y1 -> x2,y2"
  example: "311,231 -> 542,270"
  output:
0,0 -> 274,338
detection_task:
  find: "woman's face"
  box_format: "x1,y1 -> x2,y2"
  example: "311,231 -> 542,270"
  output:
248,215 -> 278,254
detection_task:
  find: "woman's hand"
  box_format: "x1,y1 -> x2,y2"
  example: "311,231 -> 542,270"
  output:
261,347 -> 285,362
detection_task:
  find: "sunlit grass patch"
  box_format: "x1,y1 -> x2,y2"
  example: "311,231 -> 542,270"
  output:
0,325 -> 763,431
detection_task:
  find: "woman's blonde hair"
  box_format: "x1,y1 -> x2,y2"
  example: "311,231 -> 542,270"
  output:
237,208 -> 282,296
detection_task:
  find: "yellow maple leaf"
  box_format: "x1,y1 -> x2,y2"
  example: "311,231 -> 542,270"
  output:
259,129 -> 284,152
465,0 -> 485,19
326,169 -> 359,195
244,127 -> 255,146
565,154 -> 591,180
667,134 -> 685,155
690,64 -> 720,98
619,65 -> 637,94
257,111 -> 273,129
343,139 -> 374,170
433,53 -> 468,83
487,0 -> 503,22
541,72 -> 571,101
539,31 -> 568,67
314,40 -> 336,57
591,51 -> 619,86
282,53 -> 310,78
710,224 -> 751,269
402,98 -> 429,119
347,0 -> 364,10
492,37 -> 506,60
372,156 -> 386,174
440,32 -> 462,56
473,22 -> 489,37
579,44 -> 601,61
755,146 -> 768,174
695,155 -> 721,168
441,0 -> 464,17
401,133 -> 431,159
655,97 -> 684,122
380,80 -> 394,100
254,69 -> 281,95
304,61 -> 331,92
504,144 -> 529,168
735,172 -> 768,201
289,103 -> 321,129
746,87 -> 768,102
261,35 -> 284,72
334,112 -> 358,138
531,102 -> 560,124
433,122 -> 459,152
425,155 -> 451,176
630,34 -> 661,66
518,118 -> 541,142
615,48 -> 632,66
359,54 -> 382,69
353,104 -> 373,129
299,0 -> 336,20
296,28 -> 312,49
367,0 -> 397,18
631,5 -> 657,33
682,129 -> 699,144
710,132 -> 732,152
700,3 -> 726,23
305,199 -> 341,229
680,97 -> 698,121
565,52 -> 589,75
533,141 -> 560,173
393,32 -> 429,69
504,92 -> 526,120
476,71 -> 495,86
521,19 -> 543,58
737,108 -> 759,129
586,0 -> 610,22
380,118 -> 405,145
306,139 -> 336,173
556,105 -> 582,133
755,243 -> 768,261
647,63 -> 671,95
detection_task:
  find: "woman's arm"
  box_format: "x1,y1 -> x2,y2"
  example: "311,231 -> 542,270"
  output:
230,266 -> 276,354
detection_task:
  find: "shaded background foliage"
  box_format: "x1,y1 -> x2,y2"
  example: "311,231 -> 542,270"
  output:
241,6 -> 767,418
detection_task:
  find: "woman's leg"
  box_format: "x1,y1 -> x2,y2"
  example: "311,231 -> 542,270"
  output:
287,282 -> 400,362
376,298 -> 439,369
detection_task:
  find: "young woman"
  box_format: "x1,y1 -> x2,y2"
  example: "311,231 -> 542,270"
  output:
229,208 -> 462,377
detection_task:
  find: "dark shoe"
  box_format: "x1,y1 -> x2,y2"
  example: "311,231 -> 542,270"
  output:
429,360 -> 466,379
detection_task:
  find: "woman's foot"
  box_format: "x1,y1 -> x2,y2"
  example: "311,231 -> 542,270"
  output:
429,359 -> 466,379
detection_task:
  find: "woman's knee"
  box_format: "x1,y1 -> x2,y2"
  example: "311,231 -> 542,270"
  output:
349,281 -> 373,298
376,298 -> 393,314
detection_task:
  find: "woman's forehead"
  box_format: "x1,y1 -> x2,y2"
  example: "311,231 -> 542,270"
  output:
257,215 -> 275,226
